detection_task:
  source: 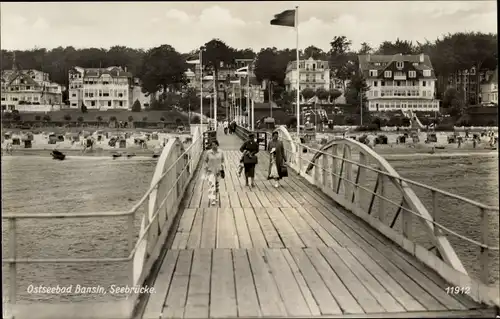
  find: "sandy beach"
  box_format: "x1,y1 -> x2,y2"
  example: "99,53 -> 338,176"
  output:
1,130 -> 192,157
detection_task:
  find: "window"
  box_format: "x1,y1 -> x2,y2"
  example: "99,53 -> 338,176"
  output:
413,63 -> 418,67
422,81 -> 427,87
71,103 -> 77,107
384,71 -> 392,78
396,61 -> 404,69
381,81 -> 385,86
423,70 -> 431,77
369,70 -> 378,77
119,101 -> 123,107
91,101 -> 96,106
423,91 -> 427,97
373,81 -> 378,87
409,71 -> 416,78
108,101 -> 112,107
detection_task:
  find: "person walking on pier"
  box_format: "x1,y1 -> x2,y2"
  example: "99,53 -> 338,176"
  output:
239,133 -> 259,187
267,131 -> 287,188
205,140 -> 225,206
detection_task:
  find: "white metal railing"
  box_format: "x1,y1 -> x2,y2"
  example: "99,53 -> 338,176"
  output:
273,125 -> 500,306
2,125 -> 204,318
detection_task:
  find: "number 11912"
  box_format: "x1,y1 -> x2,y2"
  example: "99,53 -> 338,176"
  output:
445,286 -> 470,295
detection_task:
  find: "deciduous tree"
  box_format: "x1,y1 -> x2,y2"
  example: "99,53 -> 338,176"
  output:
138,44 -> 187,98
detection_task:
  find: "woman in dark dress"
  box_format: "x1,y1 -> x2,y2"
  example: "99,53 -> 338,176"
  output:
239,133 -> 259,187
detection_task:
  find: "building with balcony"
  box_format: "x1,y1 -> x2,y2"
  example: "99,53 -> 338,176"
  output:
1,68 -> 63,112
480,68 -> 498,105
284,57 -> 331,92
358,53 -> 439,112
68,66 -> 133,110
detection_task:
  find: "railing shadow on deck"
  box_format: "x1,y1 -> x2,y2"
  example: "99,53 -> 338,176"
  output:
236,124 -> 499,307
1,125 -> 205,319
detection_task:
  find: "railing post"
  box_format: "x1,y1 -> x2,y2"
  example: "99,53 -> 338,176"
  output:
378,174 -> 386,224
480,208 -> 489,284
343,146 -> 353,201
432,190 -> 441,236
9,218 -> 17,305
127,213 -> 135,286
314,152 -> 321,185
330,145 -> 338,190
401,199 -> 412,240
353,152 -> 367,207
321,151 -> 328,188
297,139 -> 302,174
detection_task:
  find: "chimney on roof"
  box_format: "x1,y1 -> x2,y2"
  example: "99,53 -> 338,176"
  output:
419,53 -> 424,62
124,66 -> 127,72
366,55 -> 370,62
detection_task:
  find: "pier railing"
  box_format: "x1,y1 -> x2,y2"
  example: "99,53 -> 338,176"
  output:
1,125 -> 204,319
271,125 -> 499,306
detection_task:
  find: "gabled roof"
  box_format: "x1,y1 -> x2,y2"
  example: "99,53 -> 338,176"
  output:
482,68 -> 498,85
5,70 -> 40,86
358,54 -> 434,72
84,67 -> 132,78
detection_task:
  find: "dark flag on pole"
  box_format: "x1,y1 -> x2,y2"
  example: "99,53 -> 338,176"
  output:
270,9 -> 296,27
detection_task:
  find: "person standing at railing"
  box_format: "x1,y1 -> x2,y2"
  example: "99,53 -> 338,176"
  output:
205,140 -> 225,206
267,131 -> 287,188
239,133 -> 259,187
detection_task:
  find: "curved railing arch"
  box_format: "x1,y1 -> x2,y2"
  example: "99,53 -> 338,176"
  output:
274,125 -> 499,306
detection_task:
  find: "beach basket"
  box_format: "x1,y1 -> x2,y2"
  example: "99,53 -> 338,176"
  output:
12,138 -> 20,145
119,139 -> 126,148
24,140 -> 32,148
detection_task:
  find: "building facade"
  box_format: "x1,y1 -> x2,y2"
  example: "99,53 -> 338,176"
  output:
358,53 -> 439,112
68,66 -> 133,110
1,68 -> 63,112
480,68 -> 498,105
284,57 -> 331,92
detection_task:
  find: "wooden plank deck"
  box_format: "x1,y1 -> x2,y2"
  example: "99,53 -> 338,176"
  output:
142,130 -> 490,318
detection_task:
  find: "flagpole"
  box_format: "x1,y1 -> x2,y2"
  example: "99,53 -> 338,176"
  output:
239,82 -> 242,125
213,72 -> 217,129
246,74 -> 250,129
295,6 -> 300,139
199,49 -> 203,131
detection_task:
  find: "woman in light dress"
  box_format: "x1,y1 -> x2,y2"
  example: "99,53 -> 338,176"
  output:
205,140 -> 225,206
267,131 -> 286,188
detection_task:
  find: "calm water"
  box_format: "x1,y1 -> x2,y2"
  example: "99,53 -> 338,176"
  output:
1,153 -> 498,303
2,156 -> 156,303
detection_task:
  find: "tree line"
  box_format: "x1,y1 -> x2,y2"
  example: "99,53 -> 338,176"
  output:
1,31 -> 496,114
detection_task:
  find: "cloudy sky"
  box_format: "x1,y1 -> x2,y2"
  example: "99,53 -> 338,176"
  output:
1,1 -> 496,53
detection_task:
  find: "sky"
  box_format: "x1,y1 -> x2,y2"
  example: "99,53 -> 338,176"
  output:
0,1 -> 497,53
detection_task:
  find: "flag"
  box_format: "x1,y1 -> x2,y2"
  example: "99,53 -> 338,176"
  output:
235,66 -> 248,76
230,79 -> 240,84
186,59 -> 200,64
270,9 -> 295,27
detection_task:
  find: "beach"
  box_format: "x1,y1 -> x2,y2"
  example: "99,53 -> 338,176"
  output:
1,130 -> 192,157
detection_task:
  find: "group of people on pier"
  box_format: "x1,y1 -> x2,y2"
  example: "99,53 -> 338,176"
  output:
204,130 -> 287,206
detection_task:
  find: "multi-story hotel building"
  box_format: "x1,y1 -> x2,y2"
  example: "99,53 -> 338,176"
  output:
358,53 -> 439,112
68,66 -> 133,110
284,57 -> 331,92
1,68 -> 63,112
480,68 -> 498,105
